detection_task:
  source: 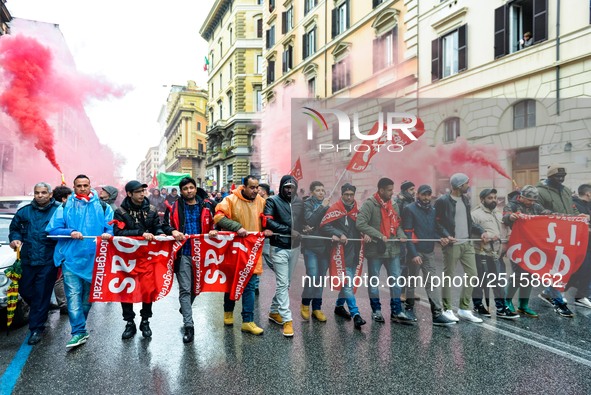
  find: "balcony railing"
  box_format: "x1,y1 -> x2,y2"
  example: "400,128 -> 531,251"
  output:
174,148 -> 206,160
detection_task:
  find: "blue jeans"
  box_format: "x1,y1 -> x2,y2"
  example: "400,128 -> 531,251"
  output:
301,250 -> 329,310
367,256 -> 402,314
62,267 -> 92,336
224,275 -> 256,322
335,267 -> 359,316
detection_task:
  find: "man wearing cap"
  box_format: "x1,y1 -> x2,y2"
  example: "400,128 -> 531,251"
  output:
357,177 -> 411,324
263,175 -> 304,337
434,173 -> 487,323
321,183 -> 367,329
402,185 -> 455,326
502,185 -> 551,317
114,180 -> 168,340
471,188 -> 519,320
536,165 -> 579,316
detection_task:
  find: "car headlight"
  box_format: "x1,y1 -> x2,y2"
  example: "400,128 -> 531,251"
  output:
0,271 -> 9,287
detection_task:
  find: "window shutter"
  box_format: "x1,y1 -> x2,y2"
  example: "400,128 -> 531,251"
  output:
458,24 -> 467,72
282,51 -> 287,73
494,5 -> 507,58
345,0 -> 350,29
431,38 -> 440,82
303,33 -> 308,60
331,63 -> 337,93
331,8 -> 338,38
281,12 -> 287,34
373,37 -> 381,73
257,19 -> 263,38
345,60 -> 351,87
533,0 -> 548,43
392,27 -> 398,65
266,29 -> 270,49
288,46 -> 293,70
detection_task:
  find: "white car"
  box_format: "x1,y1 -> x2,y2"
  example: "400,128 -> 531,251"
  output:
0,196 -> 33,213
0,212 -> 29,328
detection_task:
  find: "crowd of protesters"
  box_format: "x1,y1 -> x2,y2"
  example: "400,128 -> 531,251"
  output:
7,164 -> 591,347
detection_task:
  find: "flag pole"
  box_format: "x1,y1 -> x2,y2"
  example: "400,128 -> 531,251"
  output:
328,168 -> 348,200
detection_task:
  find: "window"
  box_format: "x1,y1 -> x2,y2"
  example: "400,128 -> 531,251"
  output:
332,1 -> 350,38
227,164 -> 234,179
305,0 -> 318,15
513,100 -> 536,130
494,0 -> 547,58
210,53 -> 214,69
197,122 -> 202,131
303,27 -> 317,59
267,60 -> 276,84
218,100 -> 223,120
282,45 -> 293,73
307,77 -> 316,97
332,58 -> 350,93
198,141 -> 204,153
266,25 -> 275,49
269,0 -> 275,13
220,41 -> 223,56
257,55 -> 263,74
443,117 -> 460,143
257,19 -> 263,38
219,74 -> 222,90
373,27 -> 397,72
282,6 -> 294,34
431,25 -> 467,81
255,89 -> 262,112
373,0 -> 385,7
229,63 -> 232,80
257,0 -> 263,4
209,108 -> 214,124
228,92 -> 233,116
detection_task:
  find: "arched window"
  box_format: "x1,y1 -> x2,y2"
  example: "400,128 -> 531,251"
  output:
443,117 -> 460,143
513,99 -> 536,130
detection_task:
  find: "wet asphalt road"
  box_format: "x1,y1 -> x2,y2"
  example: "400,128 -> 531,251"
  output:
1,249 -> 591,395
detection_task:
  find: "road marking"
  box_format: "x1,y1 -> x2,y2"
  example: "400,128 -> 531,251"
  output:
0,339 -> 33,395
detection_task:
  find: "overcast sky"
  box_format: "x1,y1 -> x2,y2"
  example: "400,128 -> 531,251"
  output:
7,0 -> 216,179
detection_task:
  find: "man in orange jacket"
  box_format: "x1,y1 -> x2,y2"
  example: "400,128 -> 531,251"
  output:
214,175 -> 272,335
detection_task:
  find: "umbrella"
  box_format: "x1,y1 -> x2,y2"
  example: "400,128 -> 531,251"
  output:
5,246 -> 22,331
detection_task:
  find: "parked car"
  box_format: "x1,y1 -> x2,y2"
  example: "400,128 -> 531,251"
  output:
0,212 -> 29,328
0,196 -> 33,213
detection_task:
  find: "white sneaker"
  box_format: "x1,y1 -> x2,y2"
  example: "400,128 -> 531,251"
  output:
575,297 -> 591,309
443,309 -> 459,322
457,309 -> 483,323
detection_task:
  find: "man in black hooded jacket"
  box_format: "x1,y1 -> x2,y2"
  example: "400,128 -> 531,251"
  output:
114,180 -> 166,340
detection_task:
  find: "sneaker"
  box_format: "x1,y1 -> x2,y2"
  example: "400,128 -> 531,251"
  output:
443,309 -> 459,322
312,310 -> 327,322
353,314 -> 366,329
139,319 -> 152,338
457,309 -> 483,323
538,292 -> 555,307
182,326 -> 194,343
28,331 -> 43,345
473,304 -> 491,318
241,322 -> 264,335
432,314 -> 456,326
517,306 -> 539,318
334,306 -> 352,320
283,321 -> 294,337
391,310 -> 414,324
121,321 -> 136,340
60,306 -> 68,315
496,307 -> 520,320
372,310 -> 385,323
404,308 -> 418,322
575,297 -> 591,309
66,333 -> 89,349
505,299 -> 516,313
554,303 -> 574,318
224,312 -> 234,326
268,312 -> 283,325
300,305 -> 310,320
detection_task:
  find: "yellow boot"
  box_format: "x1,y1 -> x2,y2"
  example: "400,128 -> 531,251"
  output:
241,322 -> 264,335
283,321 -> 294,337
224,312 -> 234,326
312,310 -> 327,322
268,312 -> 283,325
300,304 -> 310,320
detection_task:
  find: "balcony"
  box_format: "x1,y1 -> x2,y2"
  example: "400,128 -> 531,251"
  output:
174,148 -> 206,160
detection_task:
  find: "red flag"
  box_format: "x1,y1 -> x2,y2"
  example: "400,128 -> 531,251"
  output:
91,237 -> 182,303
148,170 -> 158,189
328,243 -> 364,293
346,117 -> 425,173
289,157 -> 303,181
507,215 -> 589,290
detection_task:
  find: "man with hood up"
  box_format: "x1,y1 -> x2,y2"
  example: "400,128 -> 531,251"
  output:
263,175 -> 304,337
46,174 -> 114,349
99,185 -> 119,211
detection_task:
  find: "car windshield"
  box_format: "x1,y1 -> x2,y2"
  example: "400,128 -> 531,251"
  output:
0,217 -> 10,245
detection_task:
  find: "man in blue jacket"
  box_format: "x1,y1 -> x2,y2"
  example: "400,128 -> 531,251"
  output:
9,182 -> 61,345
46,174 -> 114,349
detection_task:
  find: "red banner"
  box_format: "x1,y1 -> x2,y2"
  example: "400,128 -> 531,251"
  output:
91,237 -> 182,303
507,215 -> 589,290
328,243 -> 364,292
90,233 -> 266,303
289,157 -> 303,181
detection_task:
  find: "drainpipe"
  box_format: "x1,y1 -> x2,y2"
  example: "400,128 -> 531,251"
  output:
324,0 -> 328,98
555,0 -> 560,115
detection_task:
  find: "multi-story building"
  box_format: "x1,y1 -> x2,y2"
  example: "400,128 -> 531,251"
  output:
142,146 -> 159,184
136,160 -> 146,185
163,81 -> 208,187
200,0 -> 264,191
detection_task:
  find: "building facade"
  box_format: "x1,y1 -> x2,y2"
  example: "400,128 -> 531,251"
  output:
200,0 -> 264,191
142,146 -> 159,184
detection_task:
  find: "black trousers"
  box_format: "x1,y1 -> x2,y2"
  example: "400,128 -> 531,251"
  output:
19,263 -> 58,332
121,302 -> 153,321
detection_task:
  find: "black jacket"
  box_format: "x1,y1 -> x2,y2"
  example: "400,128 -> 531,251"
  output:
320,202 -> 361,269
502,198 -> 551,228
302,196 -> 329,254
113,197 -> 164,236
402,201 -> 438,257
263,175 -> 304,249
434,193 -> 484,239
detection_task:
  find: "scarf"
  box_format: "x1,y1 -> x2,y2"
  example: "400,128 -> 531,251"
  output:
320,199 -> 358,227
416,197 -> 432,210
76,192 -> 93,202
374,192 -> 399,237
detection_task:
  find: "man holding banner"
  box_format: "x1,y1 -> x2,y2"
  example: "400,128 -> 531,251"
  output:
162,177 -> 216,343
214,175 -> 271,335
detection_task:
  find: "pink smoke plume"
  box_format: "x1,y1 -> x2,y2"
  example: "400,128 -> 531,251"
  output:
0,34 -> 127,173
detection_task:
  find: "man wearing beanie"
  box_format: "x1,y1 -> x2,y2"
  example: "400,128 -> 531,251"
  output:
434,173 -> 487,323
536,164 -> 579,316
357,178 -> 412,324
263,175 -> 304,337
402,184 -> 455,326
320,183 -> 366,329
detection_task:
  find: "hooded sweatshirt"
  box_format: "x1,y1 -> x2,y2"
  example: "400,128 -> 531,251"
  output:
101,186 -> 119,211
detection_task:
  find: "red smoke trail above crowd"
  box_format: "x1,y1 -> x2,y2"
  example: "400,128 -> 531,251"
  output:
0,34 -> 127,173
